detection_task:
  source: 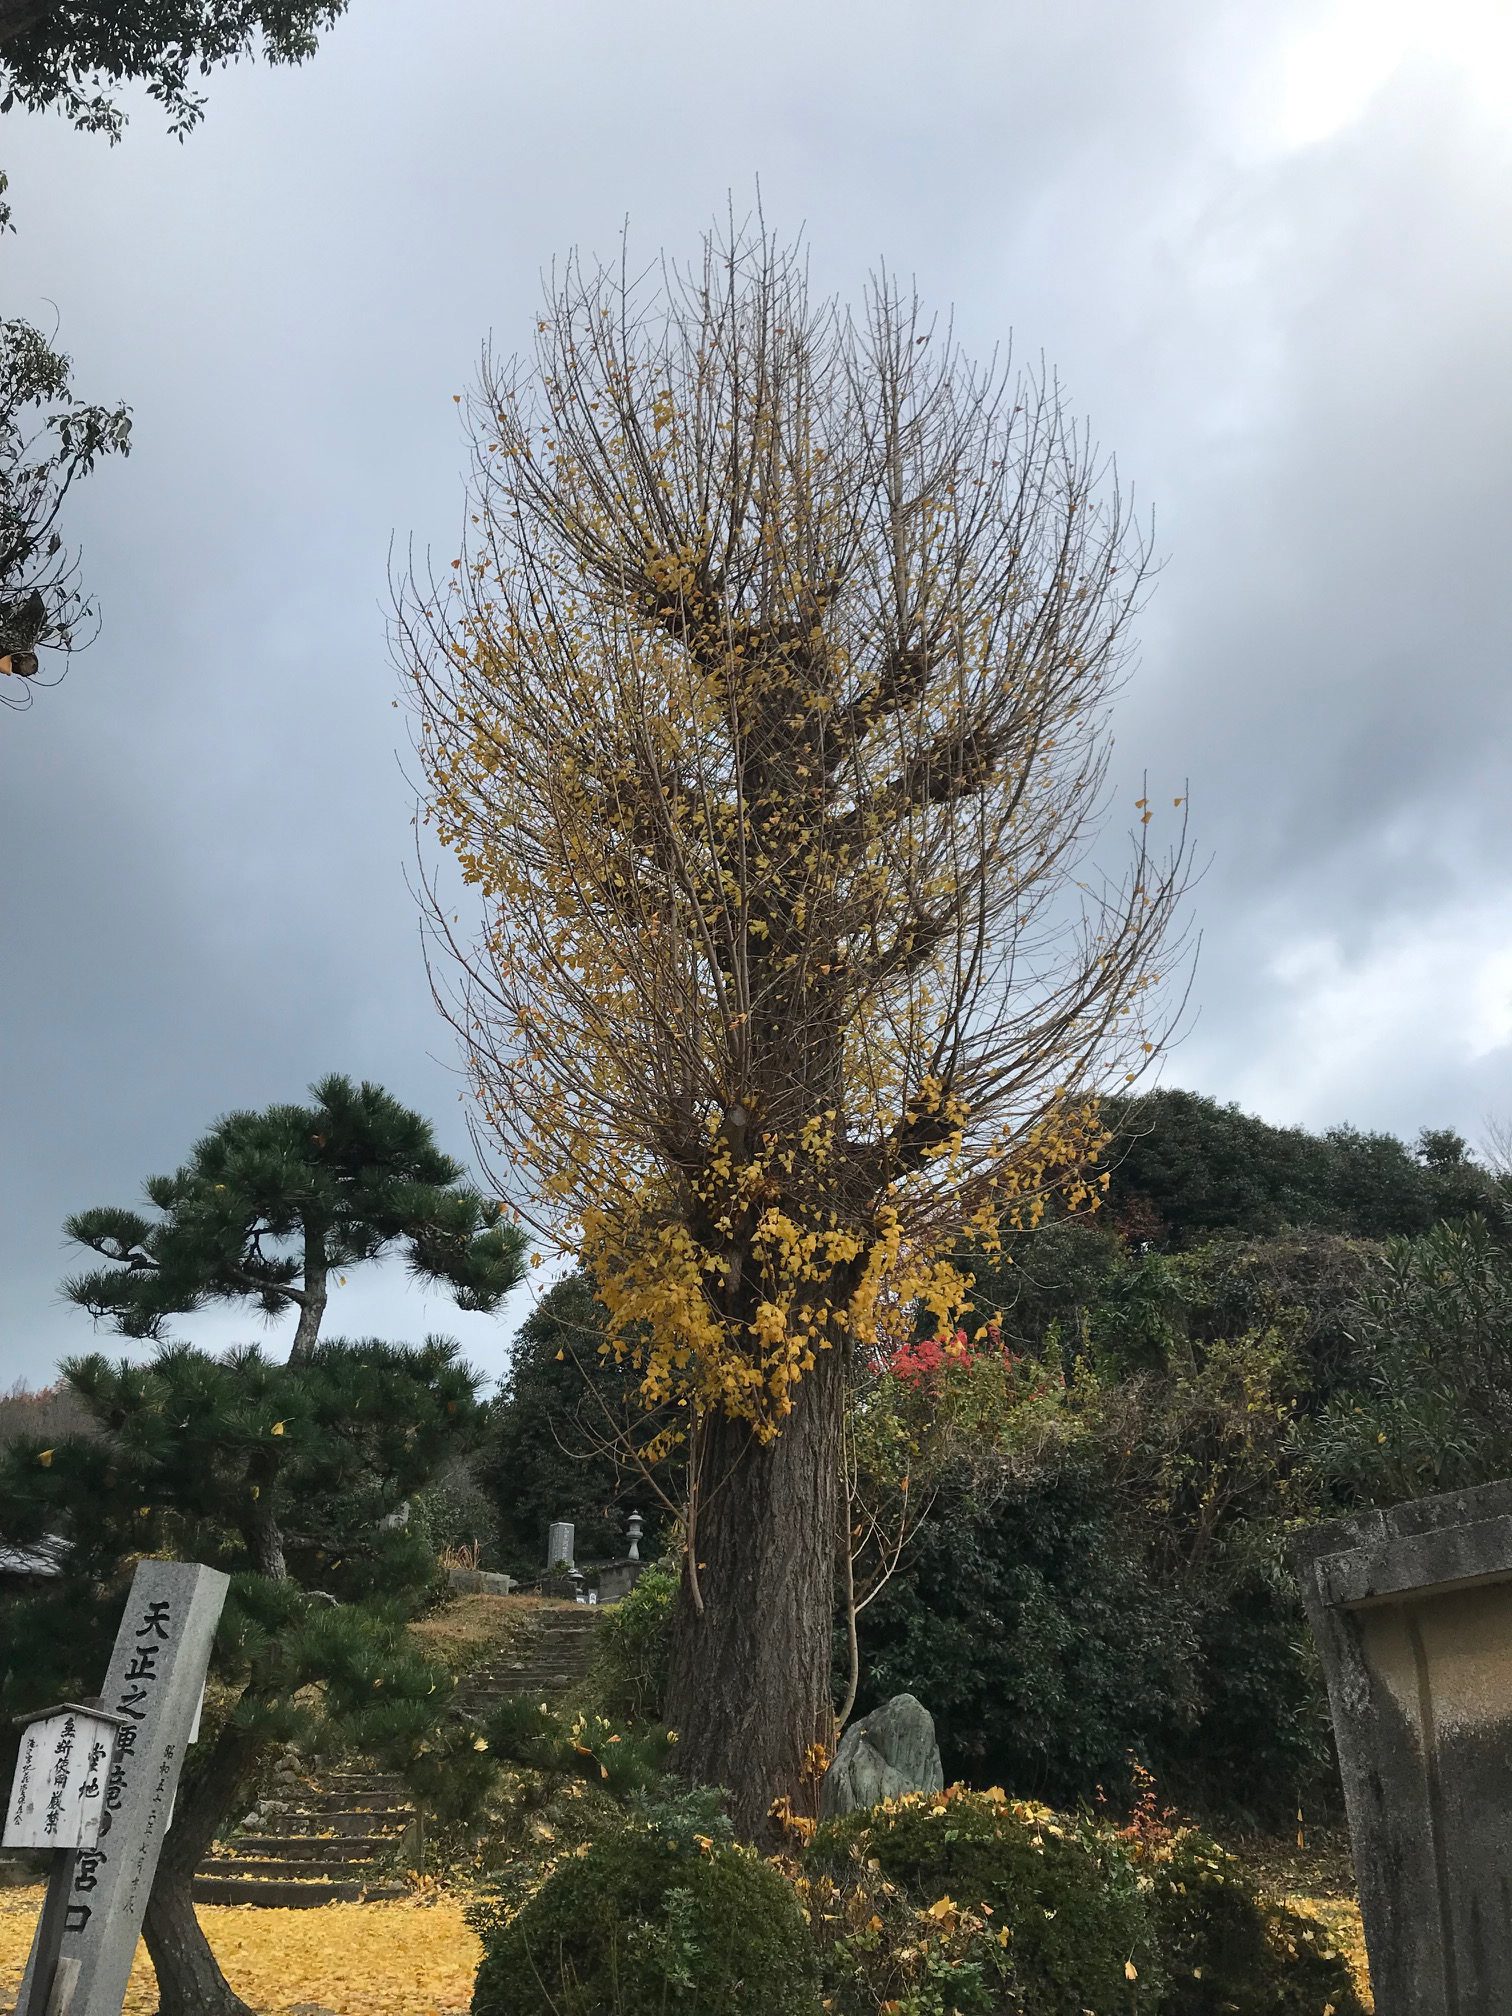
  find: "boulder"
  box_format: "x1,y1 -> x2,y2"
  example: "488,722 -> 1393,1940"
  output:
819,1693 -> 944,1820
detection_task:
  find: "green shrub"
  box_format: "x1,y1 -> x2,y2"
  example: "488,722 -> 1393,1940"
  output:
472,1825 -> 820,2016
413,1455 -> 501,1565
800,1854 -> 1022,2016
855,1453 -> 1203,1808
484,1695 -> 674,1800
1144,1830 -> 1366,2016
592,1560 -> 676,1721
807,1788 -> 1157,2013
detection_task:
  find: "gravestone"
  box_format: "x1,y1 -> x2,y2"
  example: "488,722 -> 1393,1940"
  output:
1295,1478 -> 1512,2016
546,1521 -> 574,1570
13,1559 -> 228,2016
819,1693 -> 943,1819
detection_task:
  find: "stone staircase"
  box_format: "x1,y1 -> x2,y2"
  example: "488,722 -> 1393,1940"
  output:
193,1601 -> 603,1907
452,1601 -> 602,1722
193,1765 -> 413,1908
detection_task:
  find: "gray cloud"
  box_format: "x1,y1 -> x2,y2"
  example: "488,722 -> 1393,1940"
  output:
3,0 -> 1509,1385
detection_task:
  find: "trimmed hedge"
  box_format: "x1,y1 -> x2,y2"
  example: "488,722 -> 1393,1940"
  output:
472,1825 -> 820,2016
806,1791 -> 1367,2016
808,1788 -> 1157,2013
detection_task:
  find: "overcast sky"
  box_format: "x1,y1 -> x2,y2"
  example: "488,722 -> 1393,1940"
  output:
2,0 -> 1509,1390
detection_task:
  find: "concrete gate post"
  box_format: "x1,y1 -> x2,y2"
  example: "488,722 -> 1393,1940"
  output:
1295,1478 -> 1512,2016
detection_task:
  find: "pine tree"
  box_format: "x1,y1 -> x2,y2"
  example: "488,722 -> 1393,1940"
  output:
65,1073 -> 526,1361
485,1272 -> 674,1576
0,1336 -> 501,2016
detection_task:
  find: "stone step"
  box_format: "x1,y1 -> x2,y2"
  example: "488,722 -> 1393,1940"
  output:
299,1788 -> 402,1812
205,1855 -> 388,1881
191,1875 -> 408,1908
229,1834 -> 396,1861
255,1807 -> 410,1838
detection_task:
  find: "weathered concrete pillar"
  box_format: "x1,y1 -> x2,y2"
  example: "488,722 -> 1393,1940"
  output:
1295,1478 -> 1512,2016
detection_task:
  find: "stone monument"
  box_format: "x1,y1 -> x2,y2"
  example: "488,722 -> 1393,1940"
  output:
819,1693 -> 943,1820
11,1558 -> 228,2016
1295,1477 -> 1512,2015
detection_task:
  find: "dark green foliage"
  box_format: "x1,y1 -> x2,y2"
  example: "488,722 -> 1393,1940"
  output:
859,1228 -> 1360,1819
413,1454 -> 501,1564
1146,1831 -> 1366,2015
808,1791 -> 1157,2014
0,1 -> 349,139
472,1828 -> 821,2016
859,1451 -> 1199,1805
484,1694 -> 676,1802
808,1860 -> 1021,2016
0,316 -> 130,706
0,1334 -> 491,1826
64,1074 -> 525,1351
591,1560 -> 676,1721
1306,1215 -> 1512,1505
1103,1089 -> 1505,1247
486,1274 -> 669,1577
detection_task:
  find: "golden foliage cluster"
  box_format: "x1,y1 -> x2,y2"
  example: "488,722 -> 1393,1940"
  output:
399,222 -> 1188,1443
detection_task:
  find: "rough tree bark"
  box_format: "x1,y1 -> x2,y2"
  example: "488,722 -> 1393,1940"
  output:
288,1221 -> 327,1363
141,1717 -> 264,2016
664,1336 -> 848,1837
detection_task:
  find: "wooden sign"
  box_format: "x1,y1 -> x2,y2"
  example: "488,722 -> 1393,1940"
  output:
5,1708 -> 122,1852
13,1560 -> 228,2016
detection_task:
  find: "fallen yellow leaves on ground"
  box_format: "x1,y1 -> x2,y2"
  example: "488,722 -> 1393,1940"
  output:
0,1888 -> 482,2016
0,1876 -> 1373,2014
1286,1894 -> 1373,2009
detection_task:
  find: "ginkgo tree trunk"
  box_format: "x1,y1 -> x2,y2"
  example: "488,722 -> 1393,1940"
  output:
399,222 -> 1189,1834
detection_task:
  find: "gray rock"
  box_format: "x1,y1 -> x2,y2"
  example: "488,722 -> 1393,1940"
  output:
446,1567 -> 516,1595
819,1693 -> 944,1820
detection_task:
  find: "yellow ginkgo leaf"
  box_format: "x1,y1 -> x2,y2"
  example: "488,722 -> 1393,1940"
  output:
926,1895 -> 956,1920
271,1421 -> 286,1436
37,1449 -> 54,1467
1125,1960 -> 1139,1980
250,1484 -> 260,1499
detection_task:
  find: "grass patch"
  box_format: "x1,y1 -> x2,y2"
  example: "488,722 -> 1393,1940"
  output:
410,1593 -> 545,1680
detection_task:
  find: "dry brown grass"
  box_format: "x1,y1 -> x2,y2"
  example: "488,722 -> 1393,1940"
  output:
409,1592 -> 544,1678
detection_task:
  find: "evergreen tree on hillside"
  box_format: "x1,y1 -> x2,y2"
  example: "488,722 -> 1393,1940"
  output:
486,1273 -> 673,1576
1104,1088 -> 1505,1246
65,1074 -> 525,1358
0,1336 -> 497,2016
